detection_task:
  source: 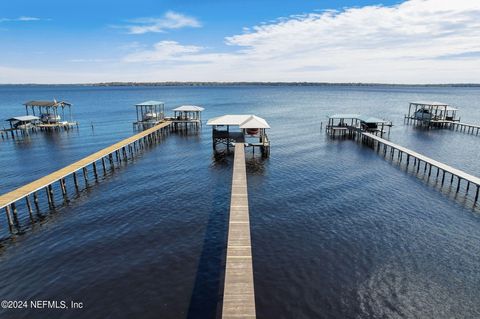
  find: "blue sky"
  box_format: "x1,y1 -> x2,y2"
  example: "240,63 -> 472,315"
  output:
1,0 -> 479,83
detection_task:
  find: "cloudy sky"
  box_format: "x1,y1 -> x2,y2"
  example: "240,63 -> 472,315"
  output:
1,0 -> 479,84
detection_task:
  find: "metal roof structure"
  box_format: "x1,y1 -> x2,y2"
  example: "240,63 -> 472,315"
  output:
135,100 -> 164,106
410,101 -> 449,106
172,105 -> 205,112
207,115 -> 270,129
357,115 -> 391,124
6,115 -> 40,122
328,114 -> 361,119
409,101 -> 458,111
24,100 -> 72,107
328,114 -> 390,124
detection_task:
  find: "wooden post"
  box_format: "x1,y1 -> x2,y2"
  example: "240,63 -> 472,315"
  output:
456,177 -> 461,193
5,206 -> 14,232
46,186 -> 53,206
475,186 -> 479,202
33,192 -> 40,210
83,167 -> 89,185
101,157 -> 107,174
60,178 -> 67,197
11,202 -> 18,221
109,154 -> 114,169
25,195 -> 33,215
73,172 -> 79,189
93,162 -> 98,179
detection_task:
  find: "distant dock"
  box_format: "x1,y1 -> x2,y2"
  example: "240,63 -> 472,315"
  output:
327,113 -> 480,205
221,143 -> 256,319
360,132 -> 480,203
404,101 -> 480,136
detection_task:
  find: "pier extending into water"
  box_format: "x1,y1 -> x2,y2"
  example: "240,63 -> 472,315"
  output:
359,132 -> 480,204
222,143 -> 256,319
0,121 -> 171,233
448,122 -> 480,135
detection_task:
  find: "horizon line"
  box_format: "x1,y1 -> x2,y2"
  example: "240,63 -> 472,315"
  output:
1,81 -> 480,87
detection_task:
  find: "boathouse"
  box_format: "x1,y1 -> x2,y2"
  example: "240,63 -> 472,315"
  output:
6,115 -> 39,129
405,101 -> 459,125
207,114 -> 270,156
326,114 -> 392,137
170,105 -> 204,130
133,100 -> 165,129
24,100 -> 76,130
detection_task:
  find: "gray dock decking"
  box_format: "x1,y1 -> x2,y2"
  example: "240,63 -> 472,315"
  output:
222,143 -> 256,319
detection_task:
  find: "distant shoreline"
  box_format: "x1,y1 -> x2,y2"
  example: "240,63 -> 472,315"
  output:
1,82 -> 480,87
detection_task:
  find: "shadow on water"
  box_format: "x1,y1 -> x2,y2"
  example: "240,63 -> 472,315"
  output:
187,155 -> 230,319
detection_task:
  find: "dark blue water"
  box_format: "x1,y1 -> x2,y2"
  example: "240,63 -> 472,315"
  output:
0,85 -> 480,318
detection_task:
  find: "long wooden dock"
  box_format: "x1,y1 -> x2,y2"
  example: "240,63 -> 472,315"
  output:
405,116 -> 480,136
0,121 -> 171,232
360,132 -> 480,203
222,143 -> 256,319
449,121 -> 480,135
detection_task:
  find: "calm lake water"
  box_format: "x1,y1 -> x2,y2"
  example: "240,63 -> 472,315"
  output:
0,85 -> 479,318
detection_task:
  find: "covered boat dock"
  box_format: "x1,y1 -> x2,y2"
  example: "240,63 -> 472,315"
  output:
207,115 -> 271,157
405,101 -> 459,125
326,114 -> 392,137
170,105 -> 204,131
24,100 -> 77,130
133,100 -> 165,129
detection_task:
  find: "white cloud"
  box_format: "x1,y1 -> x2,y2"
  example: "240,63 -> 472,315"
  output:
0,16 -> 41,22
118,0 -> 480,83
123,41 -> 202,62
122,11 -> 201,34
3,0 -> 480,83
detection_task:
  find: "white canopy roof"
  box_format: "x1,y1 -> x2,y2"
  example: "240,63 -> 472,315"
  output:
172,105 -> 205,112
410,101 -> 457,111
207,114 -> 270,129
410,101 -> 449,106
7,115 -> 40,122
136,100 -> 164,106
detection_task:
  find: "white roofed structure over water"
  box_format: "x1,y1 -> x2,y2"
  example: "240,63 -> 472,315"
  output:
22,99 -> 77,130
170,105 -> 204,131
172,105 -> 205,112
6,115 -> 40,130
406,101 -> 459,124
326,113 -> 392,137
134,100 -> 165,129
207,114 -> 270,129
207,114 -> 271,157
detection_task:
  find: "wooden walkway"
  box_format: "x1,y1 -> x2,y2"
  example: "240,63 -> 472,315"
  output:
222,143 -> 256,319
361,132 -> 480,202
405,117 -> 480,136
450,122 -> 480,135
1,121 -> 171,231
